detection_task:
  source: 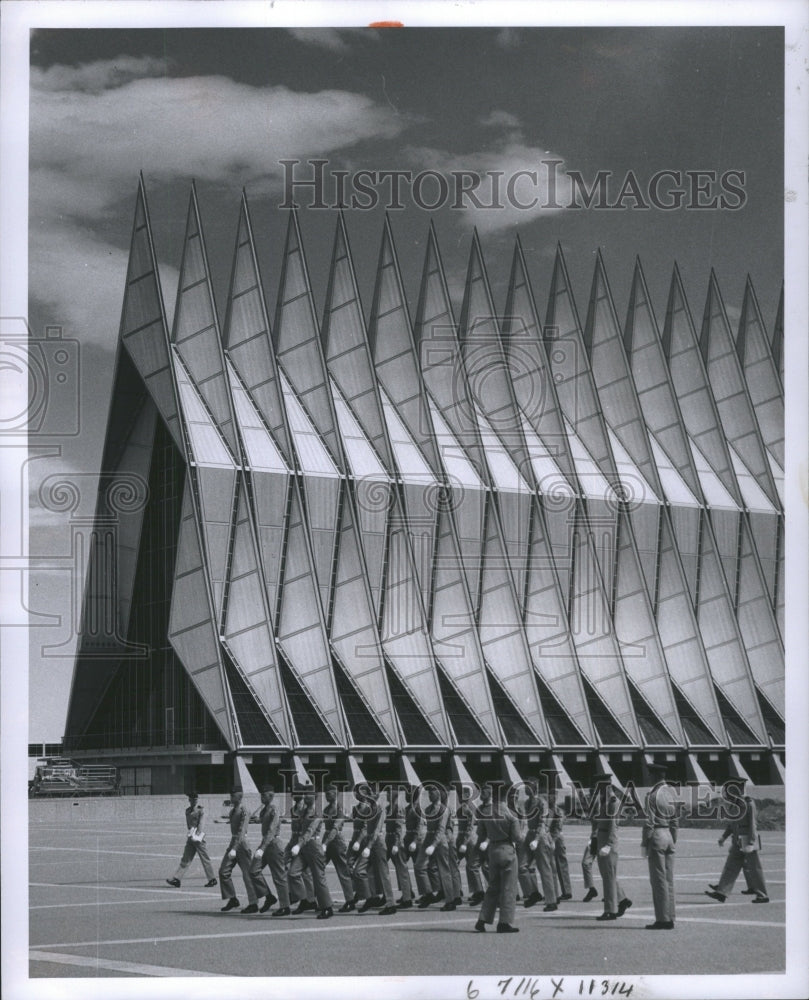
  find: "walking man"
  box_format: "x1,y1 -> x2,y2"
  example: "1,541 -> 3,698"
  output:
474,782 -> 521,933
288,785 -> 334,919
548,788 -> 573,901
516,782 -> 542,909
404,788 -> 432,905
445,788 -> 463,906
166,791 -> 217,889
415,784 -> 454,910
286,787 -> 315,910
321,783 -> 358,912
641,760 -> 677,929
349,783 -> 382,910
581,812 -> 599,902
387,786 -> 414,908
592,774 -> 632,922
705,783 -> 769,904
362,787 -> 397,915
456,785 -> 484,905
248,785 -> 290,916
218,787 -> 258,913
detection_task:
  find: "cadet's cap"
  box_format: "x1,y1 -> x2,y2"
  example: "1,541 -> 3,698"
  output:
186,790 -> 199,798
261,784 -> 275,794
230,786 -> 243,796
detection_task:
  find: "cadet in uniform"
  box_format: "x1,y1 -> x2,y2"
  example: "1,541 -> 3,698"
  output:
532,791 -> 562,912
248,784 -> 289,915
321,783 -> 358,912
516,783 -> 542,909
415,785 -> 455,910
218,788 -> 258,913
444,788 -> 463,905
288,786 -> 334,919
349,783 -> 382,910
456,785 -> 484,905
386,786 -> 414,908
592,775 -> 632,921
286,787 -> 316,913
167,791 -> 217,889
705,784 -> 769,904
404,789 -> 432,905
362,787 -> 397,915
474,782 -> 521,933
548,789 -> 573,901
641,761 -> 677,929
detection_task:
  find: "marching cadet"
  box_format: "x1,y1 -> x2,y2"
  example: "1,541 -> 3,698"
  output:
641,760 -> 678,929
248,785 -> 290,916
286,786 -> 316,913
321,783 -> 358,912
288,786 -> 334,919
386,786 -> 414,908
476,782 -> 492,885
581,810 -> 599,902
404,788 -> 433,905
548,788 -> 573,901
456,785 -> 485,905
474,782 -> 521,933
415,784 -> 455,910
516,782 -> 543,909
349,783 -> 383,910
218,787 -> 258,913
531,790 -> 562,912
592,773 -> 632,922
361,787 -> 397,915
444,788 -> 463,906
166,791 -> 217,889
705,783 -> 769,904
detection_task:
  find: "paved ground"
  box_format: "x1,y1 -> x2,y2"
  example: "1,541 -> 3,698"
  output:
29,818 -> 784,979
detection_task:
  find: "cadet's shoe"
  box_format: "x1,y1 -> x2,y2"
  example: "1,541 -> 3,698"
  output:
204,878 -> 218,888
271,906 -> 291,917
708,883 -> 721,892
358,899 -> 374,913
370,895 -> 385,908
241,903 -> 259,914
542,903 -> 558,912
433,890 -> 445,902
440,902 -> 457,912
293,900 -> 313,915
645,921 -> 674,929
259,895 -> 276,913
220,898 -> 240,912
496,923 -> 519,933
468,892 -> 485,906
583,888 -> 598,902
752,896 -> 770,903
338,900 -> 355,913
617,898 -> 632,916
454,896 -> 463,906
398,899 -> 413,909
166,878 -> 181,888
523,891 -> 541,908
316,907 -> 334,920
474,920 -> 487,933
559,893 -> 573,901
741,888 -> 757,895
379,906 -> 397,916
595,912 -> 618,921
704,890 -> 726,903
417,896 -> 433,909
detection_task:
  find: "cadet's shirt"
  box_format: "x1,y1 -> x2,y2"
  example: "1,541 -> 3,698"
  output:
351,801 -> 374,848
364,798 -> 388,843
641,782 -> 678,850
298,802 -> 325,845
423,800 -> 449,846
227,803 -> 250,849
385,803 -> 405,845
455,799 -> 477,846
288,799 -> 306,845
258,801 -> 282,849
721,796 -> 758,848
549,803 -> 565,839
404,804 -> 426,844
185,802 -> 205,832
594,793 -> 620,850
523,795 -> 545,837
322,800 -> 346,844
479,807 -> 522,846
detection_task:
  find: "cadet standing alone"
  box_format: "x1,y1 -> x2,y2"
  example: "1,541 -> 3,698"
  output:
166,791 -> 217,889
641,761 -> 678,929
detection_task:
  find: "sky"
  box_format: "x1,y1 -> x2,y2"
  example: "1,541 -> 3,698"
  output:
25,25 -> 785,741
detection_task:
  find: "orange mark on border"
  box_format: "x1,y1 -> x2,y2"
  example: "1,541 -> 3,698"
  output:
369,21 -> 404,28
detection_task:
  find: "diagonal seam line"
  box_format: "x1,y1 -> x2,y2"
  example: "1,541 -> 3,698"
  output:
29,950 -> 226,977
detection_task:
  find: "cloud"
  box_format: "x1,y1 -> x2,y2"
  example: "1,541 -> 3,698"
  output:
496,28 -> 521,49
480,110 -> 520,130
287,27 -> 380,53
31,55 -> 168,93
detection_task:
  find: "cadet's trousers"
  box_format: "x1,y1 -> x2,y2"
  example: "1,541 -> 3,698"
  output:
388,841 -> 413,901
596,847 -> 625,915
479,841 -> 517,926
324,836 -> 355,902
517,839 -> 540,898
174,837 -> 215,882
369,840 -> 395,905
415,840 -> 453,899
717,842 -> 768,898
447,841 -> 462,900
288,842 -> 333,910
457,841 -> 484,896
248,839 -> 290,907
219,842 -> 257,903
646,828 -> 676,923
553,835 -> 571,895
533,832 -> 560,901
582,845 -> 596,891
285,843 -> 314,902
405,840 -> 432,896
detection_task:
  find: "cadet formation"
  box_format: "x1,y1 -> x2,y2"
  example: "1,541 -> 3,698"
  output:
167,766 -> 770,932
